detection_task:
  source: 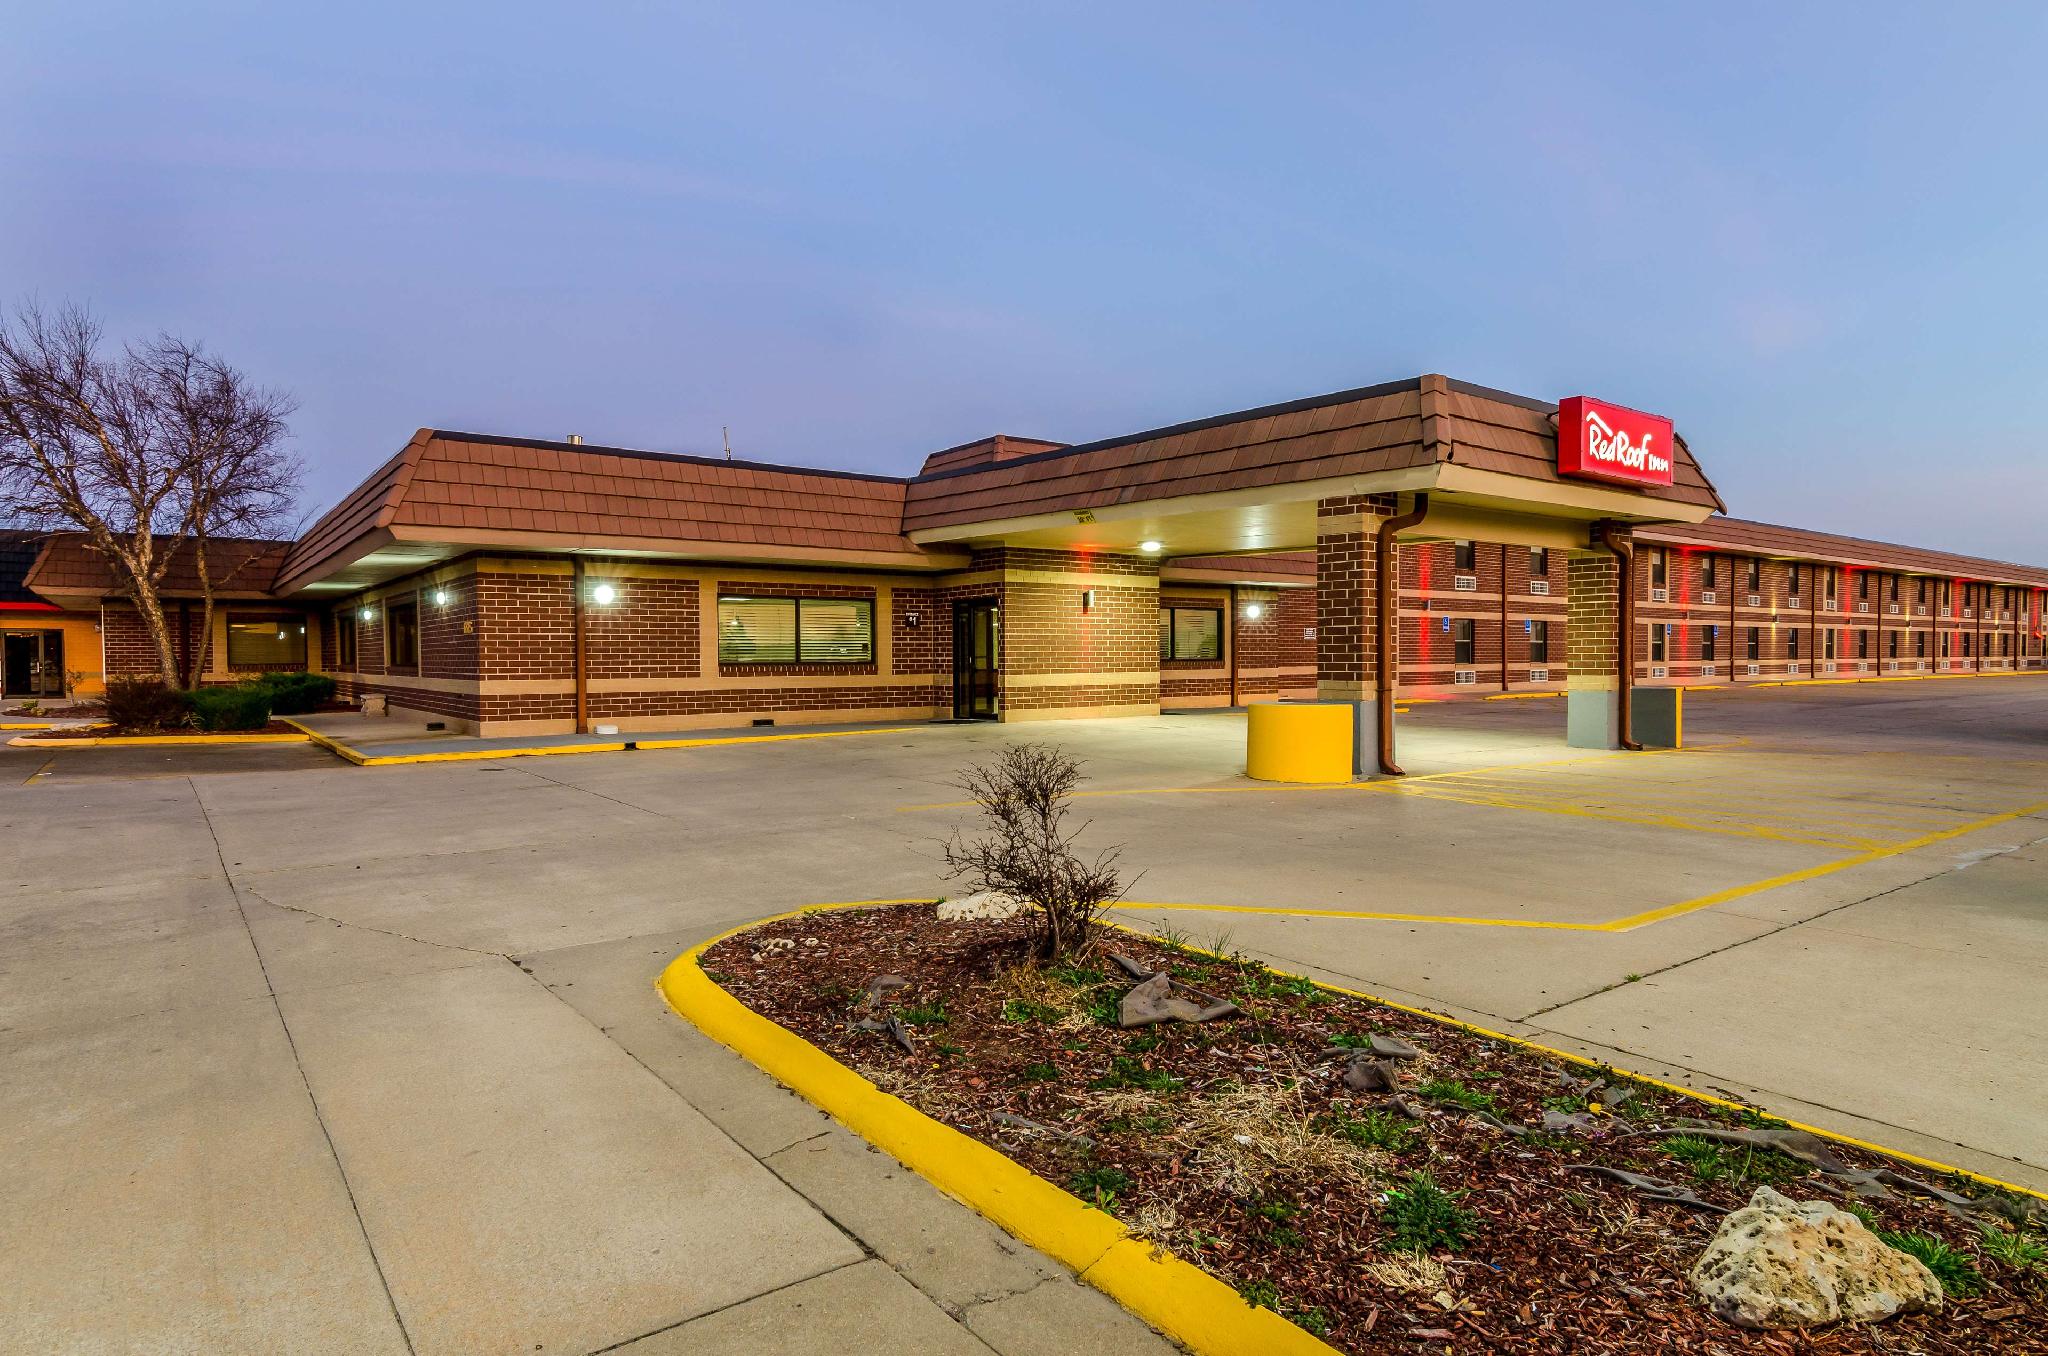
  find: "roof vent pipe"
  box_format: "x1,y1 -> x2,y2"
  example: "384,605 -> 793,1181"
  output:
567,433 -> 583,445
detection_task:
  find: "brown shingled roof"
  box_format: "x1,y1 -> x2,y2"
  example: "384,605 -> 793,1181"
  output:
24,533 -> 290,601
277,430 -> 934,592
901,376 -> 1722,534
1635,517 -> 2048,588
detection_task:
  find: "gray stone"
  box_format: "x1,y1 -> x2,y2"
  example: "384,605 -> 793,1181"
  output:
1689,1186 -> 1944,1329
1368,1033 -> 1422,1060
938,890 -> 1027,922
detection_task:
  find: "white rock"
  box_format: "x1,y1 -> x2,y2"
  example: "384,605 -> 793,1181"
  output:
936,890 -> 1028,922
1689,1185 -> 1943,1329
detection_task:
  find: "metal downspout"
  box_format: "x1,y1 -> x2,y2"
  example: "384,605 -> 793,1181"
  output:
1598,523 -> 1642,751
572,555 -> 588,735
1375,493 -> 1429,775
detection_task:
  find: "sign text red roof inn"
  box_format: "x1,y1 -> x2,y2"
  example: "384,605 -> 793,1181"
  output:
1556,395 -> 1675,489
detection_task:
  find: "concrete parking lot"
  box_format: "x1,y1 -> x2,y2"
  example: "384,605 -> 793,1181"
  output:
3,678 -> 2045,1354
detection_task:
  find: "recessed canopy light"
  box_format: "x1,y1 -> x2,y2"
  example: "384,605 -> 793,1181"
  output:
1138,540 -> 1162,554
592,583 -> 617,605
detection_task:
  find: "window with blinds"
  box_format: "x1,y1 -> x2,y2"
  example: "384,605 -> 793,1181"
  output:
717,596 -> 873,663
1159,606 -> 1222,661
227,616 -> 307,668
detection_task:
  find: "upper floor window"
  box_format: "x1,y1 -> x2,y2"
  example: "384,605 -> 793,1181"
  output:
1747,557 -> 1761,592
1650,549 -> 1669,588
1702,555 -> 1717,590
1453,540 -> 1476,573
1529,547 -> 1549,578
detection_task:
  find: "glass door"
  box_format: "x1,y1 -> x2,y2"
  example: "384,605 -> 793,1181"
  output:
951,600 -> 999,719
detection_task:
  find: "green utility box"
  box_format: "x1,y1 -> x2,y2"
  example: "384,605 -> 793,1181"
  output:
1633,686 -> 1682,749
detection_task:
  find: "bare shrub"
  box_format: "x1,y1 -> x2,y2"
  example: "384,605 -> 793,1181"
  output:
941,743 -> 1125,961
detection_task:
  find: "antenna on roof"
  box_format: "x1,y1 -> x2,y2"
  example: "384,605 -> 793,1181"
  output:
722,426 -> 732,461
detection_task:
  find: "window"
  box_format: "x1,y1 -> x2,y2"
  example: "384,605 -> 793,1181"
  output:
386,600 -> 419,669
1915,630 -> 1926,658
1888,630 -> 1899,659
1962,632 -> 1973,658
227,615 -> 307,669
1746,626 -> 1760,661
1858,571 -> 1870,600
1529,619 -> 1549,664
1941,579 -> 1951,608
1159,606 -> 1222,661
1453,540 -> 1475,573
336,612 -> 358,670
1825,568 -> 1837,600
1529,547 -> 1549,577
1702,555 -> 1717,591
1888,574 -> 1899,602
1824,628 -> 1837,661
717,596 -> 875,664
1789,563 -> 1802,596
1453,618 -> 1474,666
1917,578 -> 1928,604
1650,549 -> 1668,588
1788,629 -> 1801,659
1650,624 -> 1667,662
1856,629 -> 1869,660
1747,557 -> 1762,592
1701,626 -> 1717,662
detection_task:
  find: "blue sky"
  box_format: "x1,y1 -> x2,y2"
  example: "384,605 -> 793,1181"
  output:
5,4 -> 2045,560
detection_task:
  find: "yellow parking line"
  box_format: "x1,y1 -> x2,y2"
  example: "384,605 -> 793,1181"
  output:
1372,784 -> 1893,851
1117,798 -> 2048,935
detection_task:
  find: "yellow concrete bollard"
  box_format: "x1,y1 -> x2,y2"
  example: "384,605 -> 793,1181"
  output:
1245,702 -> 1354,783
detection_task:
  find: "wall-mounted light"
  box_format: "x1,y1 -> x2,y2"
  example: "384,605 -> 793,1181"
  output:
1138,540 -> 1163,555
359,606 -> 374,622
432,589 -> 449,606
592,583 -> 617,605
1080,588 -> 1097,613
1243,602 -> 1264,620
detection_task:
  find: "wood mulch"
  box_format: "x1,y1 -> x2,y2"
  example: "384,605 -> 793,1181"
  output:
23,720 -> 304,738
704,904 -> 2048,1355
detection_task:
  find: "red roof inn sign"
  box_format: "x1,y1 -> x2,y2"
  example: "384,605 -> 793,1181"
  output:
1556,396 -> 1675,488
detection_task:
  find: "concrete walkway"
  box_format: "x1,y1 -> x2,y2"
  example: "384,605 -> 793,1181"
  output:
4,682 -> 2045,1353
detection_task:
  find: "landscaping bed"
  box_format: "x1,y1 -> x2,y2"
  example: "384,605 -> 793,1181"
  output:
703,904 -> 2048,1354
19,720 -> 304,738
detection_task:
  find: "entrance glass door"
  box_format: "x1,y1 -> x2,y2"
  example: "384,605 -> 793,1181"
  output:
3,630 -> 64,698
951,600 -> 999,719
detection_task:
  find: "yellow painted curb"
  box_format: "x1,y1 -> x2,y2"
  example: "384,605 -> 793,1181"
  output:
8,731 -> 312,747
658,902 -> 1340,1356
281,719 -> 914,766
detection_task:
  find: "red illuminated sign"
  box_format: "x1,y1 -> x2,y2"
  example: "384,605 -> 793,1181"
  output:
1556,395 -> 1675,488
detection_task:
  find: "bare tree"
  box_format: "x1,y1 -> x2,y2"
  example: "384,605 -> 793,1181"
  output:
942,743 -> 1127,960
146,337 -> 300,687
0,303 -> 298,688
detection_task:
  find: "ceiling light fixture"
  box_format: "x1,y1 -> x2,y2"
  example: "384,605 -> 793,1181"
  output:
1138,540 -> 1162,554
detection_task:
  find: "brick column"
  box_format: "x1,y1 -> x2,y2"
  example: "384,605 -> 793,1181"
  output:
1565,548 -> 1623,748
1315,494 -> 1401,774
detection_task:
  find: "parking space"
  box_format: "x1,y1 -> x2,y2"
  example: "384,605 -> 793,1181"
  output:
2,677 -> 2044,1353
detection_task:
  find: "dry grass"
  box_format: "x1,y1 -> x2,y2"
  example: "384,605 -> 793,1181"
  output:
1167,1078 -> 1385,1198
1364,1251 -> 1460,1311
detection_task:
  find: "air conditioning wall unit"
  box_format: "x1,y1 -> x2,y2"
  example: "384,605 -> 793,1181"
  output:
1745,663 -> 1761,676
1528,579 -> 1550,595
1788,596 -> 1802,609
1856,601 -> 1870,613
1747,594 -> 1761,607
1528,666 -> 1549,682
1453,575 -> 1477,591
1701,664 -> 1717,677
1887,603 -> 1900,614
1702,590 -> 1718,605
1452,669 -> 1477,686
1650,587 -> 1669,602
1649,665 -> 1667,679
1823,662 -> 1838,673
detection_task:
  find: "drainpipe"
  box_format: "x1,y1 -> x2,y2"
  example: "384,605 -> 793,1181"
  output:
1227,583 -> 1240,708
572,556 -> 589,734
1374,493 -> 1430,776
1499,542 -> 1511,692
1596,523 -> 1642,751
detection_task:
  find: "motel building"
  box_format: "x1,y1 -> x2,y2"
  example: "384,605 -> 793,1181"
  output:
7,375 -> 2046,762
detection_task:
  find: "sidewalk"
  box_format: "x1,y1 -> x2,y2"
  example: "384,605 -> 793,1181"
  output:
290,711 -> 923,764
